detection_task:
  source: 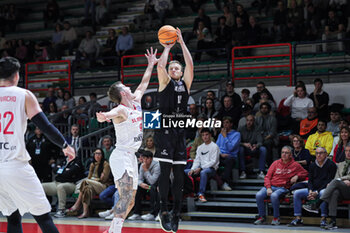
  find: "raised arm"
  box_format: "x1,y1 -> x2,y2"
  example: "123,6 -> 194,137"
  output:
96,106 -> 127,124
157,42 -> 175,90
177,27 -> 194,91
134,47 -> 159,102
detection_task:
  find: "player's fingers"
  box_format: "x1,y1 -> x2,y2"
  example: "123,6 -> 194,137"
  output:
154,49 -> 157,55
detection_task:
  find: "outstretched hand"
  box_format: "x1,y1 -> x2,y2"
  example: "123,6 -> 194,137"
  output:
96,112 -> 111,123
145,47 -> 159,66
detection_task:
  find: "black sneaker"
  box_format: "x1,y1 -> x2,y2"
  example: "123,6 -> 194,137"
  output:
171,214 -> 180,232
159,212 -> 172,232
324,220 -> 338,230
288,218 -> 303,227
302,203 -> 319,214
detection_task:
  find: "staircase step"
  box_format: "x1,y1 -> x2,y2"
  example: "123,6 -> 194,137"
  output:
184,211 -> 256,219
195,202 -> 257,208
234,179 -> 265,184
206,190 -> 257,196
206,197 -> 256,202
233,186 -> 262,190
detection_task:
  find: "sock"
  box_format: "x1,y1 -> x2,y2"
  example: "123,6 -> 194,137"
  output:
32,213 -> 59,233
109,217 -> 124,233
6,210 -> 23,233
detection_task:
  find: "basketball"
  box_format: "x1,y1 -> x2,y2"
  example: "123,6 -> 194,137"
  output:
158,25 -> 178,45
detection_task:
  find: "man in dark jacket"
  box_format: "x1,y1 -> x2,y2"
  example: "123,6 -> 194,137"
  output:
42,157 -> 85,218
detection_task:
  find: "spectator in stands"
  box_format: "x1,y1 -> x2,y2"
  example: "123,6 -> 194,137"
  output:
184,8 -> 212,43
55,87 -> 65,110
217,96 -> 241,129
185,128 -> 220,202
76,31 -> 100,67
102,29 -> 117,65
241,89 -> 250,103
284,85 -> 313,133
331,118 -> 349,156
254,146 -> 308,225
252,0 -> 272,17
47,102 -> 59,123
88,92 -> 101,116
33,42 -> 49,61
332,127 -> 350,163
195,20 -> 214,61
84,0 -> 96,28
101,135 -> 115,161
62,90 -> 75,109
238,115 -> 266,179
144,135 -> 156,155
27,127 -> 58,182
238,104 -> 253,129
305,120 -> 334,156
51,24 -> 63,59
98,186 -> 119,220
327,110 -> 341,136
96,0 -> 109,26
299,107 -> 318,140
6,4 -> 17,32
322,10 -> 345,52
291,135 -> 312,171
286,0 -> 304,41
252,81 -> 274,104
189,115 -> 214,160
214,16 -> 232,59
245,16 -> 262,46
304,3 -> 322,41
67,148 -> 112,218
116,26 -> 133,65
216,116 -> 241,191
222,5 -> 234,27
128,150 -> 160,221
231,16 -> 247,48
73,96 -> 89,121
60,21 -> 78,57
304,144 -> 350,230
203,98 -> 219,119
221,81 -> 242,109
43,87 -> 57,113
206,91 -> 221,112
42,156 -> 85,218
309,78 -> 329,120
224,0 -> 236,13
273,0 -> 288,42
288,147 -> 336,227
234,4 -> 249,27
15,39 -> 27,62
154,0 -> 173,25
66,124 -> 82,152
55,104 -> 70,124
44,0 -> 60,29
255,102 -> 277,165
253,89 -> 276,114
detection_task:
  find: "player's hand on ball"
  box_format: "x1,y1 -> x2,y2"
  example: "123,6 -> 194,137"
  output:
63,145 -> 75,162
176,27 -> 184,44
160,42 -> 175,48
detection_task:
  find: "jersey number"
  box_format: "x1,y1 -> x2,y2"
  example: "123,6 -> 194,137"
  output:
177,95 -> 182,104
0,111 -> 14,135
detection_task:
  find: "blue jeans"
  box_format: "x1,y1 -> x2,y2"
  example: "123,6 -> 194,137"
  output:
99,185 -> 117,207
256,186 -> 288,218
239,146 -> 266,172
293,188 -> 327,217
184,167 -> 216,195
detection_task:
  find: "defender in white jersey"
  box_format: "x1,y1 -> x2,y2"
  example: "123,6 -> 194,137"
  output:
0,57 -> 75,233
97,48 -> 158,233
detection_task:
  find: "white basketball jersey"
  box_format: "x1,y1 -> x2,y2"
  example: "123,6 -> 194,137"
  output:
113,101 -> 143,151
0,86 -> 30,162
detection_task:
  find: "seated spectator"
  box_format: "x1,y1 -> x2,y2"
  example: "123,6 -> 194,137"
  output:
252,81 -> 274,105
44,0 -> 60,28
98,185 -> 119,220
241,89 -> 250,104
116,26 -> 134,65
203,98 -> 219,119
305,120 -> 333,157
66,148 -> 112,218
184,8 -> 212,44
216,116 -> 241,191
304,144 -> 350,230
234,4 -> 249,26
214,16 -> 231,59
231,16 -> 247,47
88,92 -> 101,117
219,81 -> 242,120
33,42 -> 49,62
76,31 -> 100,67
185,128 -> 220,202
255,103 -> 278,165
286,0 -> 304,41
253,89 -> 276,114
284,85 -> 313,133
15,39 -> 27,62
272,0 -> 288,42
308,78 -> 329,120
237,104 -> 253,129
322,10 -> 345,52
58,21 -> 78,57
102,29 -> 117,65
304,3 -> 322,41
55,104 -> 70,124
238,115 -> 266,179
327,110 -> 341,137
332,127 -> 350,163
288,147 -> 336,227
55,87 -> 65,110
96,0 -> 109,26
47,102 -> 58,116
65,124 -> 87,152
194,20 -> 214,61
331,118 -> 349,156
205,91 -> 221,112
154,0 -> 173,25
299,107 -> 318,140
217,96 -> 241,129
42,156 -> 85,218
73,96 -> 89,121
128,150 -> 160,221
252,0 -> 272,16
62,90 -> 75,109
144,135 -> 156,155
101,135 -> 115,161
254,146 -> 308,225
222,5 -> 234,27
245,16 -> 262,46
291,135 -> 312,171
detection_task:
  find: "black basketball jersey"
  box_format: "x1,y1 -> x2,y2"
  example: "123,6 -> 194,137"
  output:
158,79 -> 189,114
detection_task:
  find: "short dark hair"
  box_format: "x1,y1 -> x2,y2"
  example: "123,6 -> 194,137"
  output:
257,81 -> 265,87
108,82 -> 123,104
314,78 -> 323,86
140,150 -> 153,158
260,102 -> 271,111
318,119 -> 327,126
222,116 -> 233,124
89,92 -> 97,98
207,90 -> 216,97
241,88 -> 250,95
0,57 -> 20,80
201,128 -> 211,134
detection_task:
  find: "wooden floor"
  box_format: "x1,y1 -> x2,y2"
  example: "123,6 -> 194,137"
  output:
0,215 -> 349,233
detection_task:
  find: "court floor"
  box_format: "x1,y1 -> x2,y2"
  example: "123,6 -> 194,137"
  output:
0,215 -> 349,233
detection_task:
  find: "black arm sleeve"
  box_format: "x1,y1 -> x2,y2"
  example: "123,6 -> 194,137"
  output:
31,112 -> 66,149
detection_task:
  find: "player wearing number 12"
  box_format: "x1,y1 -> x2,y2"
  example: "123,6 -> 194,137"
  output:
0,57 -> 75,233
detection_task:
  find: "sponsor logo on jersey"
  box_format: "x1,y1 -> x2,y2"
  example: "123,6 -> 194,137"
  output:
0,142 -> 16,150
133,133 -> 143,142
161,149 -> 168,156
0,96 -> 16,102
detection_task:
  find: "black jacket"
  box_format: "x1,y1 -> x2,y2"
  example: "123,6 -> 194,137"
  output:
54,157 -> 85,183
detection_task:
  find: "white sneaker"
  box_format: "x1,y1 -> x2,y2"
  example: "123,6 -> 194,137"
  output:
221,182 -> 232,191
155,215 -> 160,221
127,214 -> 141,220
141,213 -> 155,221
99,209 -> 112,218
257,171 -> 265,179
105,212 -> 115,220
240,171 -> 247,179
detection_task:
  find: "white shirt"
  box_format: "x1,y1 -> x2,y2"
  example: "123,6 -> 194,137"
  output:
284,94 -> 314,119
192,141 -> 220,170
